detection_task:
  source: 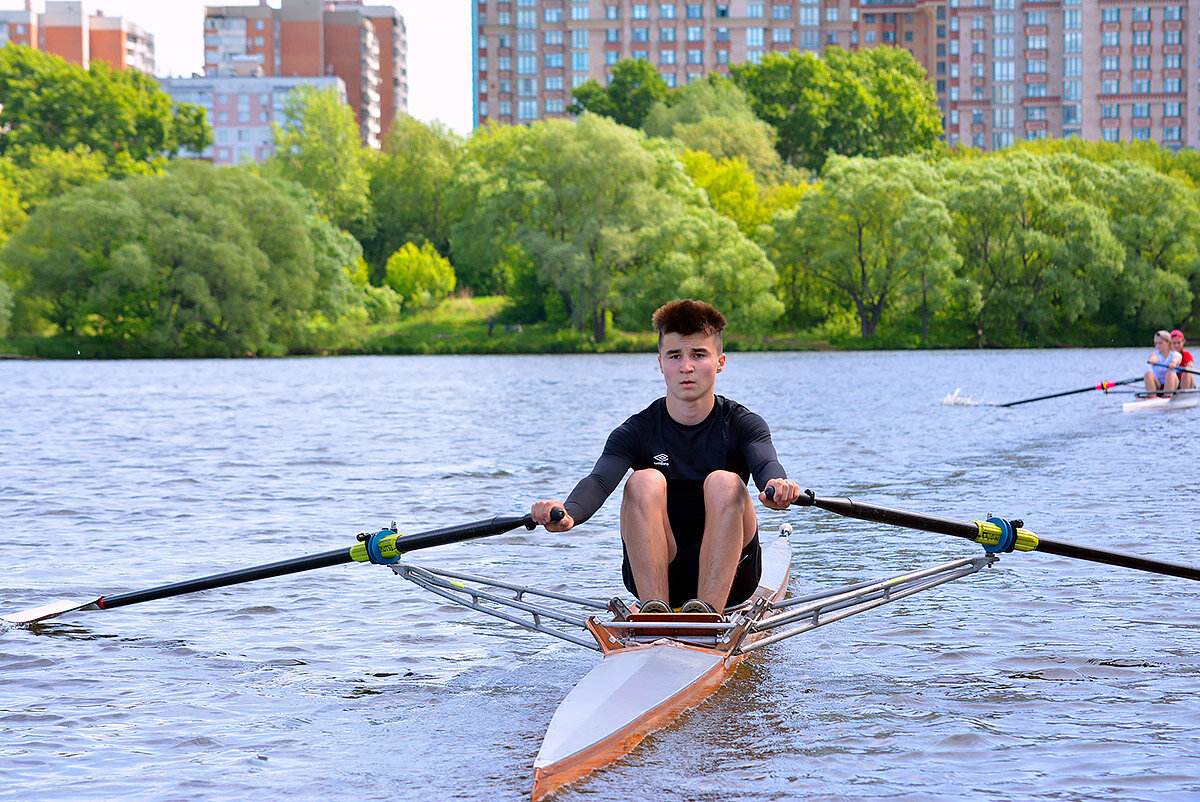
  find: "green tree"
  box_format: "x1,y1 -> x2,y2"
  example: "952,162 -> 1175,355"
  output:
4,145 -> 109,211
568,59 -> 671,129
767,155 -> 956,339
1045,154 -> 1200,336
361,116 -> 465,277
383,241 -> 456,309
0,45 -> 210,175
941,152 -> 1123,347
268,85 -> 370,231
643,75 -> 784,181
731,47 -> 942,172
1,162 -> 360,355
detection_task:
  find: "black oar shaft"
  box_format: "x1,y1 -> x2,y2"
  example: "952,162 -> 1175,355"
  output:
99,548 -> 352,610
996,376 -> 1141,407
99,514 -> 537,611
799,493 -> 1200,582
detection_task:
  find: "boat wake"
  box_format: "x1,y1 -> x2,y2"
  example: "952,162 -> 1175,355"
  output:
939,388 -> 981,406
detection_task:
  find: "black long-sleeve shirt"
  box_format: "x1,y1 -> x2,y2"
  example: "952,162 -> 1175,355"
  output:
564,395 -> 787,530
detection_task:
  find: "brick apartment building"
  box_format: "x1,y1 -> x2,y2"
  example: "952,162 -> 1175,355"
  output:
0,0 -> 154,72
473,0 -> 1199,152
204,0 -> 408,148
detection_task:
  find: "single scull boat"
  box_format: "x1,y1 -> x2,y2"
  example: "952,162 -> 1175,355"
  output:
396,522 -> 996,799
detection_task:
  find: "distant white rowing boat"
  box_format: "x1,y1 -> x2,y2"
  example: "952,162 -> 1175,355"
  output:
1121,389 -> 1200,413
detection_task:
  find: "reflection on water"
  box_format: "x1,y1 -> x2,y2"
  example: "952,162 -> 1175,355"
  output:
2,350 -> 1199,801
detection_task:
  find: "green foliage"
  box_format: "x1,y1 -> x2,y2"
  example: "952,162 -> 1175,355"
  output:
643,75 -> 784,182
1,162 -> 361,355
940,151 -> 1123,346
568,59 -> 671,129
0,276 -> 11,338
267,85 -> 370,231
0,45 -> 210,175
361,116 -> 465,278
4,145 -> 109,211
384,242 -> 456,309
731,47 -> 943,172
766,155 -> 956,339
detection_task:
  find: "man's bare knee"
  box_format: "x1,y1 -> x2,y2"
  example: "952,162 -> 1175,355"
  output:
703,471 -> 746,505
624,469 -> 667,506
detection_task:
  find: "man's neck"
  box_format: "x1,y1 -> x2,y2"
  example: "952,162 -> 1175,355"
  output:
665,393 -> 716,426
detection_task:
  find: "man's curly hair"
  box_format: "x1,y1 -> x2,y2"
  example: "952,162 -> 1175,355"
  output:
651,300 -> 726,349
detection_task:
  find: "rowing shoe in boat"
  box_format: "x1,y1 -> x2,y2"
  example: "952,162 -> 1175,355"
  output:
1121,388 -> 1200,413
395,523 -> 996,799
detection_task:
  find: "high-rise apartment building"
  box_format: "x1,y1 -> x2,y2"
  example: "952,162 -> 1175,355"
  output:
473,0 -> 1197,152
204,0 -> 408,148
0,1 -> 154,73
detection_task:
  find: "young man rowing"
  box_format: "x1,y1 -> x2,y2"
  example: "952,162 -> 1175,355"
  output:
530,300 -> 800,616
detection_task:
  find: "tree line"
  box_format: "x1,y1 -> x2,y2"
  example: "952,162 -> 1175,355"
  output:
1,44 -> 1198,356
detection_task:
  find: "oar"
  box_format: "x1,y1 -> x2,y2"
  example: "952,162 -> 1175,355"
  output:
793,491 -> 1200,582
2,510 -> 562,625
992,376 -> 1143,407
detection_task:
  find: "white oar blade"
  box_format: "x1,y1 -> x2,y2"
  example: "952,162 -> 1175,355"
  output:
2,598 -> 101,624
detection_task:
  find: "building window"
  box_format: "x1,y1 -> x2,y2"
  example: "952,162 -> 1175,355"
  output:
633,4 -> 649,18
1132,6 -> 1150,21
1132,31 -> 1150,46
606,6 -> 620,20
660,4 -> 677,18
687,48 -> 703,64
994,61 -> 1014,81
571,30 -> 588,48
1101,79 -> 1119,94
1101,104 -> 1120,118
571,6 -> 590,20
1164,126 -> 1182,141
993,13 -> 1013,33
606,28 -> 620,42
747,27 -> 764,47
545,75 -> 564,91
659,48 -> 676,64
716,27 -> 729,42
1101,7 -> 1119,22
518,99 -> 537,120
545,98 -> 566,114
1164,78 -> 1182,93
687,26 -> 703,41
1101,31 -> 1119,47
1025,35 -> 1046,50
632,27 -> 649,42
1102,128 -> 1120,143
1164,102 -> 1182,117
545,30 -> 563,45
605,51 -> 618,65
1132,79 -> 1151,93
1063,81 -> 1081,101
1165,54 -> 1181,70
1026,82 -> 1047,97
994,37 -> 1013,57
1164,30 -> 1182,45
1063,9 -> 1080,29
773,28 -> 793,43
1101,56 -> 1119,71
544,52 -> 563,68
1026,10 -> 1047,25
746,2 -> 764,18
1131,127 -> 1150,141
686,4 -> 702,18
772,4 -> 792,18
1063,104 -> 1081,123
572,52 -> 589,71
1164,6 -> 1182,21
1025,106 -> 1046,121
1063,57 -> 1081,77
717,48 -> 731,63
545,7 -> 563,22
660,27 -> 676,41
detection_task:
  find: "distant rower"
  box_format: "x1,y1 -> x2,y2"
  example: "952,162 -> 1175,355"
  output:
1145,329 -> 1182,398
1170,329 -> 1194,390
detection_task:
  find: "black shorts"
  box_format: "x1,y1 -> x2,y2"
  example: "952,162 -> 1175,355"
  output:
621,531 -> 763,610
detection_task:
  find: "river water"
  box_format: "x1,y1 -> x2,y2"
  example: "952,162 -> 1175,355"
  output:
2,349 -> 1198,802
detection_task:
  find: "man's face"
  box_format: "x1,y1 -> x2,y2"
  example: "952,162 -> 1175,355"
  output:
657,331 -> 725,404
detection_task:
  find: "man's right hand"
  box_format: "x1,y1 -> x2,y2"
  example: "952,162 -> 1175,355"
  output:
532,499 -> 574,532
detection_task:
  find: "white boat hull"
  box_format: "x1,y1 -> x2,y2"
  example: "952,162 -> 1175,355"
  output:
1122,393 -> 1200,413
530,530 -> 792,799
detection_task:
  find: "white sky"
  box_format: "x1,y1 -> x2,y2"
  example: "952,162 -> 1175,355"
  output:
74,0 -> 474,133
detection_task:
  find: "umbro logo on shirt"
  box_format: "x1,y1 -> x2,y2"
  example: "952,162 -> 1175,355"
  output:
653,453 -> 669,466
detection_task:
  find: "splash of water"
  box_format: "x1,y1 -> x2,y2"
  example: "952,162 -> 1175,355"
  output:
939,388 -> 980,406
